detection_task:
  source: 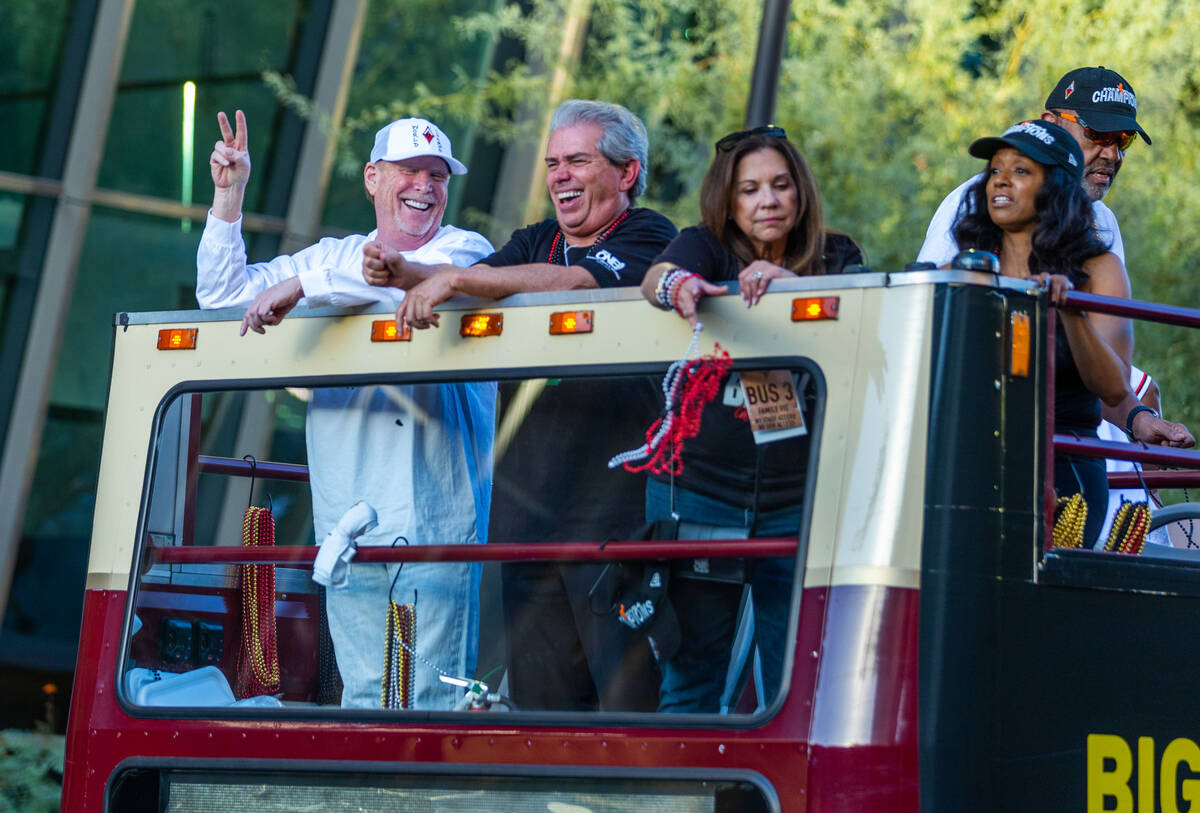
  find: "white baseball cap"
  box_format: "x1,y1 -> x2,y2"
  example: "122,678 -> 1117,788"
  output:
369,117 -> 468,174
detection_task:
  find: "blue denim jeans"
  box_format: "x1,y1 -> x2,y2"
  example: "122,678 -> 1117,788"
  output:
326,560 -> 480,709
645,478 -> 800,713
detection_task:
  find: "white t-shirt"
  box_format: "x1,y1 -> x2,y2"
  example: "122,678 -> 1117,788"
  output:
915,174 -> 1125,267
196,213 -> 496,547
1096,366 -> 1171,548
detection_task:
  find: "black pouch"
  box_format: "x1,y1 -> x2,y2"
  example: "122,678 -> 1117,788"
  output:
586,519 -> 748,661
673,521 -> 748,583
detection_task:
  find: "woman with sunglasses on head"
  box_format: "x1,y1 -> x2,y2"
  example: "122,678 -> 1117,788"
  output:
954,120 -> 1192,548
638,126 -> 862,713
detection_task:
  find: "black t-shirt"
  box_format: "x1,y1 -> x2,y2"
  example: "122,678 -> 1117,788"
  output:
654,225 -> 863,282
478,208 -> 678,287
648,226 -> 863,513
484,208 -> 677,543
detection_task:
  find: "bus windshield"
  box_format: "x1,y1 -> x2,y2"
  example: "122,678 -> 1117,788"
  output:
124,363 -> 823,720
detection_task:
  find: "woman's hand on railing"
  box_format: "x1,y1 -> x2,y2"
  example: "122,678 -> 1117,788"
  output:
738,260 -> 796,307
1032,272 -> 1074,306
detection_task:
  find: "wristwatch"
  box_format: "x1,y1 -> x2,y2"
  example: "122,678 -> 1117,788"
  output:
1125,404 -> 1159,437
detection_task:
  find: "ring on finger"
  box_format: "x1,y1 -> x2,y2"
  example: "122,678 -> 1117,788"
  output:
753,271 -> 764,280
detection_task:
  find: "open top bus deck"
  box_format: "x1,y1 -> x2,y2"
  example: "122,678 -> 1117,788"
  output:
62,271 -> 1200,812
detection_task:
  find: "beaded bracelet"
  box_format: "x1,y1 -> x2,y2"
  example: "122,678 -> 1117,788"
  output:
667,270 -> 701,313
655,267 -> 691,310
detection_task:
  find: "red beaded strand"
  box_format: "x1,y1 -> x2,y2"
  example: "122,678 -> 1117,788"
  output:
623,344 -> 731,475
546,209 -> 632,265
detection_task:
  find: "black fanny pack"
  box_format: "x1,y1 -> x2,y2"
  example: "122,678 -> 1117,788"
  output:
586,520 -> 750,661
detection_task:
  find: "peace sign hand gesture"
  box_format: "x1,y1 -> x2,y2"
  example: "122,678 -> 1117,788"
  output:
211,110 -> 250,190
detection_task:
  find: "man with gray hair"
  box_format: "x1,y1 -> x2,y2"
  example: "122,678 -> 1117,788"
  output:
362,98 -> 676,331
363,99 -> 677,712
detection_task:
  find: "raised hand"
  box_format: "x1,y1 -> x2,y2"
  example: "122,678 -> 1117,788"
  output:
210,110 -> 250,222
211,110 -> 250,190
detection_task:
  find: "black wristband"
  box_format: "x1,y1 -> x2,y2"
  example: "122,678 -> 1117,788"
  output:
1125,404 -> 1159,437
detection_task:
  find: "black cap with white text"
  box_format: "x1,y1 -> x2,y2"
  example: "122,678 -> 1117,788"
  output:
1045,66 -> 1151,145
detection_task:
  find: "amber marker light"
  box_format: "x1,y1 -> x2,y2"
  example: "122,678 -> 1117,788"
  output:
371,320 -> 411,342
461,313 -> 503,337
157,328 -> 197,350
1009,311 -> 1031,377
549,310 -> 593,335
791,296 -> 839,321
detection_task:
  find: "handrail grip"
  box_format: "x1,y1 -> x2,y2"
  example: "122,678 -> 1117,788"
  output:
1108,470 -> 1200,489
149,538 -> 798,566
1059,291 -> 1200,329
1053,434 -> 1200,468
196,455 -> 310,482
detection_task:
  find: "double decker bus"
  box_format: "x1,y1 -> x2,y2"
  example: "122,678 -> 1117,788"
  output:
62,271 -> 1200,811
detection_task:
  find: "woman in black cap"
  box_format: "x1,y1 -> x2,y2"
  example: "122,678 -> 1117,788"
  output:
954,119 -> 1138,548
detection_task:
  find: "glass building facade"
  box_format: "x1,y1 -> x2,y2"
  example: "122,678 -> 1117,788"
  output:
0,0 -> 545,729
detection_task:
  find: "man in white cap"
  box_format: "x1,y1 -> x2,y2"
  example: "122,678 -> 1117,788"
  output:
196,111 -> 495,710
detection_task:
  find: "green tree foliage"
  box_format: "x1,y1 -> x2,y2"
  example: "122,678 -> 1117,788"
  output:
281,0 -> 1200,434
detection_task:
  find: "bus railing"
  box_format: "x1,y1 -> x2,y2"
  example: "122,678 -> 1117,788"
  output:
197,454 -> 310,482
1047,290 -> 1200,551
149,538 -> 798,566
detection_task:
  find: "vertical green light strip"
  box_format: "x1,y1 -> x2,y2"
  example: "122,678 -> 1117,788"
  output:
181,81 -> 196,232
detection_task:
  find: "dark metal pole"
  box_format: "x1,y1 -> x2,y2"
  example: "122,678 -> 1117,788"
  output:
745,0 -> 791,127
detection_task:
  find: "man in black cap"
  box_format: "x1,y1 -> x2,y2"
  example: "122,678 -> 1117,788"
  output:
918,66 -> 1148,267
1042,66 -> 1149,202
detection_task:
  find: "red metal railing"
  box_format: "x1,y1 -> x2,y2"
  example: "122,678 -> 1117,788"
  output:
150,537 -> 798,566
1045,290 -> 1200,552
197,454 -> 310,482
1053,291 -> 1200,488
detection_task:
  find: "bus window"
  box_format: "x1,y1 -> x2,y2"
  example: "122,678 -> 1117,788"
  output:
108,770 -> 774,813
123,364 -> 823,720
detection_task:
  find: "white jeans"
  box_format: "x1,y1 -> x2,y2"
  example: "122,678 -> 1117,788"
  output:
326,559 -> 480,709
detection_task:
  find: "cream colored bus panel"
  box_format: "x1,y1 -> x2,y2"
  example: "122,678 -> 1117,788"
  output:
87,286 -> 861,586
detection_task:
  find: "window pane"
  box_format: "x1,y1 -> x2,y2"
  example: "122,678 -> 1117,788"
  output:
1,406 -> 99,672
95,0 -> 310,213
0,0 -> 74,175
0,191 -> 29,321
124,367 -> 819,720
50,207 -> 208,410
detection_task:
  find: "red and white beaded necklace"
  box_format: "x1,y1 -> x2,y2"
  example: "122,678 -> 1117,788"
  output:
546,208 -> 632,265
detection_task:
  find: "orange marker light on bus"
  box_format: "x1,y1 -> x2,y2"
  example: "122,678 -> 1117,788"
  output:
157,328 -> 197,350
461,313 -> 503,337
791,297 -> 839,321
549,311 -> 593,335
371,320 -> 412,342
1009,311 -> 1031,377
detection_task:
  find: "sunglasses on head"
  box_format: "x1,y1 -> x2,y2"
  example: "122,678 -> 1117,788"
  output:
715,125 -> 787,152
1057,111 -> 1137,151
